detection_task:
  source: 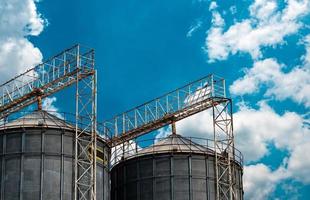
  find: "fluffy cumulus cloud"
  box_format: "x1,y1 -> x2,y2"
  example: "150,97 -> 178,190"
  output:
230,32 -> 310,108
0,0 -> 46,83
245,139 -> 310,199
0,39 -> 42,82
230,57 -> 310,108
234,102 -> 309,161
205,0 -> 310,61
243,163 -> 288,200
286,137 -> 310,184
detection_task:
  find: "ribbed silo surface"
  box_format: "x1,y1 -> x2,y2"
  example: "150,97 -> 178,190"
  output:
0,111 -> 110,200
111,134 -> 243,200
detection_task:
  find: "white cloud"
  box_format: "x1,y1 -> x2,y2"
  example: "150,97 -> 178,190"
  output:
244,163 -> 288,200
209,1 -> 217,11
249,0 -> 277,21
302,34 -> 310,65
0,0 -> 46,84
211,11 -> 225,27
282,0 -> 310,21
205,0 -> 310,61
286,141 -> 310,184
42,97 -> 63,118
206,27 -> 229,60
244,130 -> 310,198
230,57 -> 310,108
234,101 -> 309,161
0,0 -> 46,38
208,2 -> 224,27
186,20 -> 202,38
0,38 -> 42,82
42,97 -> 58,112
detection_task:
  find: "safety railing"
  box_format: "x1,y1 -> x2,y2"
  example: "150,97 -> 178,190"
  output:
110,135 -> 243,168
103,74 -> 226,143
0,44 -> 95,119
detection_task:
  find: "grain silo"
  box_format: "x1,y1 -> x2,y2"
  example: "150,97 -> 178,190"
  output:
110,133 -> 243,200
0,111 -> 110,200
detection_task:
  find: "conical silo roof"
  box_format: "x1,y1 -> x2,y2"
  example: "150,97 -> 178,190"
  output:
0,110 -> 75,130
136,134 -> 214,156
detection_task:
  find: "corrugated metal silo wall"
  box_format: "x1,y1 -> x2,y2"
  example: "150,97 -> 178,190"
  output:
111,153 -> 243,200
0,127 -> 110,200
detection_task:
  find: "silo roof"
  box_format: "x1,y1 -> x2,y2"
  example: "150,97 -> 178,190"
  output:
136,134 -> 214,156
0,111 -> 75,130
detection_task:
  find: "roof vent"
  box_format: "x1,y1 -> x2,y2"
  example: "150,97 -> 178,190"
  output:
38,120 -> 44,126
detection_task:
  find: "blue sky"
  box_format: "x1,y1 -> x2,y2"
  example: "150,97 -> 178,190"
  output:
0,0 -> 309,199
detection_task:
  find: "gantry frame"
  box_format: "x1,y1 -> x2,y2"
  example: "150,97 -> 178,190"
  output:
212,99 -> 236,200
103,74 -> 237,200
0,44 -> 97,200
74,46 -> 97,200
0,42 -> 239,200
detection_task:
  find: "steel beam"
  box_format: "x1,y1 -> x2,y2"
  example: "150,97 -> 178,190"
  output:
212,99 -> 236,200
74,46 -> 97,200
